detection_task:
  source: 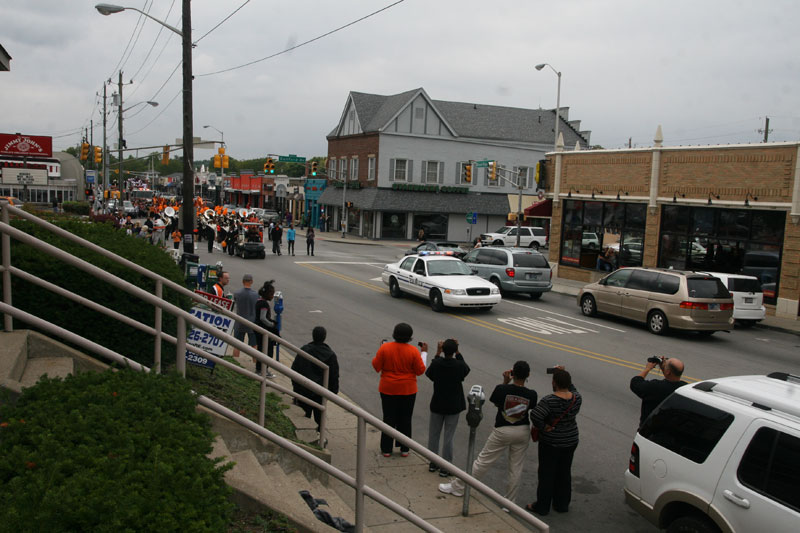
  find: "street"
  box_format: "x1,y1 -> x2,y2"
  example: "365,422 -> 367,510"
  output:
194,236 -> 800,532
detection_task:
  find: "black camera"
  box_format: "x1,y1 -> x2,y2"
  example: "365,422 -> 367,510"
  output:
647,356 -> 664,365
546,367 -> 558,374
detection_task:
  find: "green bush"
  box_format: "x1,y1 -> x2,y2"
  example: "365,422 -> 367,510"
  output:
0,218 -> 192,368
62,201 -> 90,216
0,369 -> 234,532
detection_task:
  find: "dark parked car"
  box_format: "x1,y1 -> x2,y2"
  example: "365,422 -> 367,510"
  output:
404,241 -> 467,259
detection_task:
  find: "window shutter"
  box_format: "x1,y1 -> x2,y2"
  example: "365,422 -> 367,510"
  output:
484,167 -> 488,186
438,161 -> 444,184
408,160 -> 414,182
455,162 -> 461,183
422,160 -> 428,183
389,159 -> 395,181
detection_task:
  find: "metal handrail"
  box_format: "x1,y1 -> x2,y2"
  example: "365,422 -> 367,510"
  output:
0,203 -> 549,532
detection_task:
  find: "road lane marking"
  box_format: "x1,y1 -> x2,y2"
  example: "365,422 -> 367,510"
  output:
498,316 -> 598,335
300,262 -> 698,381
294,261 -> 384,265
503,299 -> 626,332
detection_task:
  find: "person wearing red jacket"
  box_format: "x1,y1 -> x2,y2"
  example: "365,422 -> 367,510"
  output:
372,322 -> 427,457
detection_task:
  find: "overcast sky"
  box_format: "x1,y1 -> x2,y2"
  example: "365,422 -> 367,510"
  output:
3,0 -> 799,161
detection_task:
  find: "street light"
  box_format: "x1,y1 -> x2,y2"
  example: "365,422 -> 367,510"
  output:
96,2 -> 195,254
535,63 -> 561,150
122,100 -> 159,113
203,125 -> 224,145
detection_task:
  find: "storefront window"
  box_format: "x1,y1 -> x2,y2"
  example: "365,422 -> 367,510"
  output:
658,207 -> 785,304
559,200 -> 645,270
415,213 -> 448,240
382,212 -> 407,239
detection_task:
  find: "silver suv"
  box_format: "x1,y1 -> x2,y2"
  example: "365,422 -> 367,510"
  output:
463,247 -> 552,299
625,372 -> 800,533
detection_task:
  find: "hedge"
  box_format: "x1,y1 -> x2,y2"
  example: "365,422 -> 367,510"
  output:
0,369 -> 234,531
0,218 -> 192,368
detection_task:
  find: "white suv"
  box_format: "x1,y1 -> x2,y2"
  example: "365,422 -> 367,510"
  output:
479,226 -> 547,250
625,372 -> 800,533
699,272 -> 766,327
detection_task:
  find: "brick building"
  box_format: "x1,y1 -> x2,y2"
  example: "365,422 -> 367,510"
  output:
544,129 -> 800,320
320,88 -> 590,240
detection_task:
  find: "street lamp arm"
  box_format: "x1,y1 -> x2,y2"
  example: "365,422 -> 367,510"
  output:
95,4 -> 183,36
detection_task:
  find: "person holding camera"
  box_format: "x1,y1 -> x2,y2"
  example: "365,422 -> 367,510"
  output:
372,323 -> 427,457
630,356 -> 687,426
526,366 -> 581,516
439,361 -> 536,502
425,339 -> 470,477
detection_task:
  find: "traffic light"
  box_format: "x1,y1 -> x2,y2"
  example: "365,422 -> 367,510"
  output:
85,188 -> 93,197
218,146 -> 225,156
266,158 -> 275,174
80,142 -> 89,161
462,162 -> 472,182
213,155 -> 221,168
488,160 -> 497,181
162,145 -> 170,166
94,146 -> 102,164
222,155 -> 229,169
534,161 -> 541,184
311,161 -> 318,176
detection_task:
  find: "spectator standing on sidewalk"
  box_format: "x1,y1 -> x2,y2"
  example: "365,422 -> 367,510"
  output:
271,223 -> 283,255
254,280 -> 278,376
286,224 -> 296,256
232,274 -> 258,360
372,323 -> 426,457
292,326 -> 340,431
425,339 -> 470,477
306,227 -> 316,256
526,367 -> 582,516
439,361 -> 536,502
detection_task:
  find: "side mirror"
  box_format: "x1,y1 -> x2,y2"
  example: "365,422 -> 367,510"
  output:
471,268 -> 478,274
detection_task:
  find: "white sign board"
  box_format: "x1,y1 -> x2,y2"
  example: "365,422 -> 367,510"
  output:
186,306 -> 234,361
2,167 -> 48,185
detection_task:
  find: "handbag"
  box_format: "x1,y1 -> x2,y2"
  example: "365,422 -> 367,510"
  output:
531,393 -> 577,442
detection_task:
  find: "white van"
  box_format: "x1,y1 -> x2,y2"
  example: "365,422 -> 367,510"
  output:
699,272 -> 765,327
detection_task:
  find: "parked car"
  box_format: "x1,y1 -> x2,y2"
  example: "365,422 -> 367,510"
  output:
479,226 -> 547,250
404,241 -> 467,259
122,200 -> 137,217
741,250 -> 780,300
625,372 -> 800,533
699,272 -> 765,327
381,252 -> 501,311
463,247 -> 552,299
577,267 -> 734,335
582,232 -> 601,249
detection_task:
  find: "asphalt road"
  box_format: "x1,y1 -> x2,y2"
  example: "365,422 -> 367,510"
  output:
193,236 -> 800,532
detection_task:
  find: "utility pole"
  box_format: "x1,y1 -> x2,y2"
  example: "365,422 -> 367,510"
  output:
89,120 -> 94,170
103,82 -> 108,199
118,71 -> 124,201
759,116 -> 771,143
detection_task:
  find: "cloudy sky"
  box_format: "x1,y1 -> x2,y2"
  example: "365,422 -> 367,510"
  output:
3,0 -> 799,161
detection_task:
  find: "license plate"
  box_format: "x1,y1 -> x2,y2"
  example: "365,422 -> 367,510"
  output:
708,303 -> 719,311
526,273 -> 540,280
744,297 -> 753,304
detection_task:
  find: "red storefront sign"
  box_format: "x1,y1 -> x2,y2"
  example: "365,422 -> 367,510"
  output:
0,133 -> 53,158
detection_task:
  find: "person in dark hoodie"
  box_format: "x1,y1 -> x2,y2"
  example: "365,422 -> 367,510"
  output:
425,338 -> 470,477
291,326 -> 340,430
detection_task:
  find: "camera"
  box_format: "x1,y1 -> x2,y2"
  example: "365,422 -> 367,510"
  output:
546,367 -> 559,374
647,356 -> 665,365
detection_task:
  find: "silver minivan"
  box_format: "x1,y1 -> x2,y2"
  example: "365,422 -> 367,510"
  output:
463,247 -> 552,299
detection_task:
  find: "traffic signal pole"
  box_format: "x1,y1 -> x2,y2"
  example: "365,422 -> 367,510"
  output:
490,164 -> 526,247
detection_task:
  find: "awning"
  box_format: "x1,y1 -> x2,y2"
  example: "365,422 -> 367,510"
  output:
506,194 -> 541,214
524,198 -> 552,218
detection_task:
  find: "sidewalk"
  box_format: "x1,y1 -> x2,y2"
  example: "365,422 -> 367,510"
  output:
294,228 -> 800,336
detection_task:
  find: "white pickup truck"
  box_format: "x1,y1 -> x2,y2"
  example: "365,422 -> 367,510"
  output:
479,226 -> 547,249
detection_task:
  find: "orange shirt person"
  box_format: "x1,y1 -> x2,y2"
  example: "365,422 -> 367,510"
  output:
171,229 -> 182,250
372,322 -> 426,457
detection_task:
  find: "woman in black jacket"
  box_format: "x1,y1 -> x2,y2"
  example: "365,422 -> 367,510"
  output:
425,339 -> 470,477
291,326 -> 340,431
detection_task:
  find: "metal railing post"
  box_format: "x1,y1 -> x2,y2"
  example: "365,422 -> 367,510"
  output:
319,365 -> 329,448
1,203 -> 11,331
154,279 -> 163,373
259,344 -> 268,427
176,315 -> 186,376
355,416 -> 366,533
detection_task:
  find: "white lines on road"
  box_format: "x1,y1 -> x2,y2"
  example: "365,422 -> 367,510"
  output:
499,316 -> 597,335
502,299 -> 626,332
294,261 -> 384,265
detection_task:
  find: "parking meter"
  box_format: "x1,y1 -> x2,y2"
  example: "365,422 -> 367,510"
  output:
462,385 -> 485,516
273,291 -> 284,360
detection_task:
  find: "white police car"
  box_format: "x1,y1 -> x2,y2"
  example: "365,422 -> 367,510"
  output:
382,252 -> 501,311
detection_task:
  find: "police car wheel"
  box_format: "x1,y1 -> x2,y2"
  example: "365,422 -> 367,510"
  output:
389,278 -> 402,298
430,289 -> 444,312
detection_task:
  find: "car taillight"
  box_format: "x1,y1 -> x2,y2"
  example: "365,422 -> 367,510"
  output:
505,268 -> 515,278
720,303 -> 733,310
629,442 -> 640,477
679,301 -> 708,310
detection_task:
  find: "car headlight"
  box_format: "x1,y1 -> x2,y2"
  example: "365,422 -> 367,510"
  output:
490,286 -> 500,295
444,288 -> 466,295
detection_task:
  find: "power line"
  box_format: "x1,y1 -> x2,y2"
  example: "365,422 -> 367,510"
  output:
194,0 -> 251,44
197,0 -> 406,77
119,0 -> 154,74
106,1 -> 148,80
126,89 -> 182,137
129,0 -> 178,85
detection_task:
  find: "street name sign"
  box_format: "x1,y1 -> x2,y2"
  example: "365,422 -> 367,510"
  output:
278,154 -> 306,163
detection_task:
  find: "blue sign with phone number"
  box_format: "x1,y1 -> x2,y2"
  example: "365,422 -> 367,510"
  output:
185,350 -> 215,369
